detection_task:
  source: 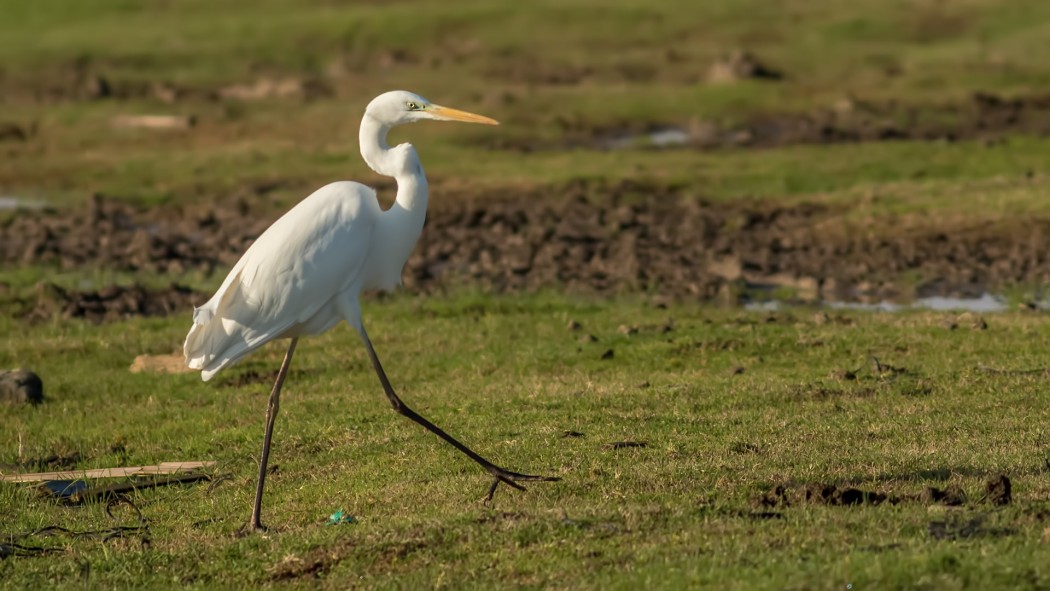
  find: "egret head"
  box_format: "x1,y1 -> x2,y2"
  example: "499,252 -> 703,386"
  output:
365,90 -> 499,127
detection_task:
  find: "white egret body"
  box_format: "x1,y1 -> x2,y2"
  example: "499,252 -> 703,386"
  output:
183,91 -> 556,532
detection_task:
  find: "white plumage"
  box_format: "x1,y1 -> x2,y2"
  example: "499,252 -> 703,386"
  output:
180,90 -> 555,532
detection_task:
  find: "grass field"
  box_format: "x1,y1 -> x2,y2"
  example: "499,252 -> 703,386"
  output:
2,0 -> 1050,589
3,296 -> 1050,589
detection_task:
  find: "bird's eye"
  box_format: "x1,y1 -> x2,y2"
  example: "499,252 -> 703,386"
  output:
406,101 -> 422,111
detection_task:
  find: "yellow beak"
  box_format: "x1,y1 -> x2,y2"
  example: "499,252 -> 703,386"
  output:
428,104 -> 499,125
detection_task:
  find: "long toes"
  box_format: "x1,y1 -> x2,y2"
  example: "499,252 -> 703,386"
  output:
482,475 -> 527,504
491,467 -> 560,483
510,473 -> 560,482
484,479 -> 500,503
498,474 -> 528,491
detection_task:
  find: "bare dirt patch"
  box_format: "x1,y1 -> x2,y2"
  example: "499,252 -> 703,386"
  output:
407,180 -> 1050,302
752,475 -> 1013,510
21,282 -> 202,324
4,179 -> 1050,317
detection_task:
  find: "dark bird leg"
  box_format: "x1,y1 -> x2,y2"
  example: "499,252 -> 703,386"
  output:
250,338 -> 298,532
359,327 -> 558,502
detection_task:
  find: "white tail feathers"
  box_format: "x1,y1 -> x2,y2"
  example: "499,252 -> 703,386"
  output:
183,304 -> 228,381
183,273 -> 294,381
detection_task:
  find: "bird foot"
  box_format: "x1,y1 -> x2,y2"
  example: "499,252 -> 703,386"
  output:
483,466 -> 560,504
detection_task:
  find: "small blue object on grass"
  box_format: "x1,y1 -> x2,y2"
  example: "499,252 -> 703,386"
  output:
327,509 -> 356,526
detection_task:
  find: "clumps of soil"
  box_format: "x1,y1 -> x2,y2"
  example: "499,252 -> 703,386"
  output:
752,475 -> 1012,510
985,474 -> 1011,506
3,193 -> 274,275
752,483 -> 890,508
6,178 -> 1050,313
921,484 -> 967,506
407,179 -> 1050,302
24,282 -> 203,324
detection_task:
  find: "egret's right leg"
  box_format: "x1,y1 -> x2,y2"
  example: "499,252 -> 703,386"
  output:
250,337 -> 298,533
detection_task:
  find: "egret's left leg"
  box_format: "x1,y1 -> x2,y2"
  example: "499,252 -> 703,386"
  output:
356,325 -> 558,502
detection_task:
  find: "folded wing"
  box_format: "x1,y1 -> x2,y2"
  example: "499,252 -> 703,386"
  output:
184,182 -> 379,380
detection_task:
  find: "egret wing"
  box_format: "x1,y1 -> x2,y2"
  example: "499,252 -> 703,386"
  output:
184,182 -> 380,379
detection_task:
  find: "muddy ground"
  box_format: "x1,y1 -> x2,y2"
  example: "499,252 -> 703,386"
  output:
488,91 -> 1050,152
4,176 -> 1050,322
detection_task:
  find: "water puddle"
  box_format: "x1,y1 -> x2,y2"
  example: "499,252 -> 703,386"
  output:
601,127 -> 690,150
745,293 -> 1014,313
0,196 -> 46,211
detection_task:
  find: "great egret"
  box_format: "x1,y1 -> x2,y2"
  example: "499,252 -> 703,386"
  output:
183,90 -> 557,532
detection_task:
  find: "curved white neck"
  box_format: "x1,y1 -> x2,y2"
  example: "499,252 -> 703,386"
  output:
358,112 -> 429,283
359,114 -> 429,212
359,114 -> 394,176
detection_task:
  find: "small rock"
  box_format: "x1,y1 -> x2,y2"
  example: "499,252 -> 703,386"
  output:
617,324 -> 638,336
567,319 -> 582,331
580,334 -> 598,343
0,369 -> 44,404
600,349 -> 615,360
561,430 -> 585,438
730,366 -> 745,376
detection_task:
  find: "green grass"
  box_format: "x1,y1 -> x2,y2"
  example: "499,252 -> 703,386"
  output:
2,293 -> 1050,589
